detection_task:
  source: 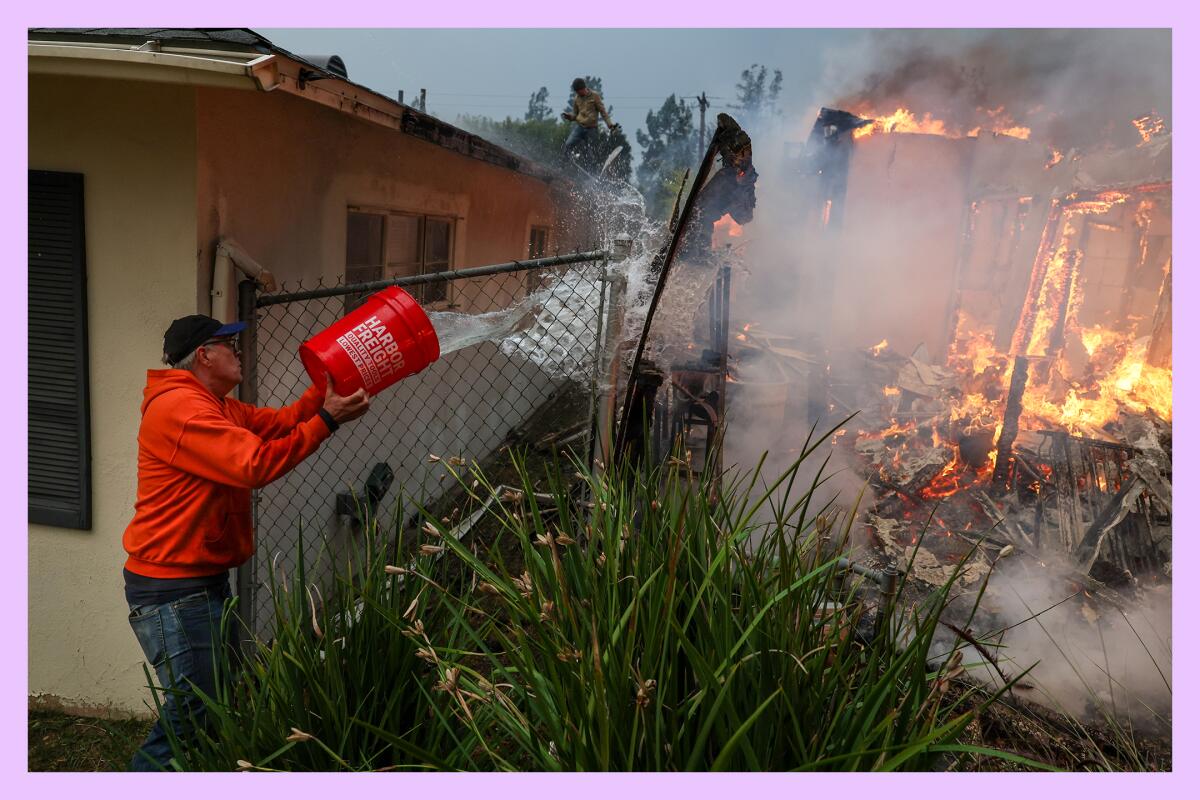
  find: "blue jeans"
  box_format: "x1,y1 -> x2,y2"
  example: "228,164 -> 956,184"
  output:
562,122 -> 598,157
127,583 -> 233,771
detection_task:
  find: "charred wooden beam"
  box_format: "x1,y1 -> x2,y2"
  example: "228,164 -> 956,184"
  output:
803,108 -> 871,231
1044,250 -> 1080,357
992,355 -> 1030,488
1008,200 -> 1063,356
1147,258 -> 1172,369
617,364 -> 664,474
1072,477 -> 1147,574
975,490 -> 1035,550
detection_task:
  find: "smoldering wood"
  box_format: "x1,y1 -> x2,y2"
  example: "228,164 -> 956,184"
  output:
992,355 -> 1030,488
975,489 -> 1035,550
1146,259 -> 1172,369
1005,201 -> 1064,356
1072,477 -> 1147,574
1044,250 -> 1080,358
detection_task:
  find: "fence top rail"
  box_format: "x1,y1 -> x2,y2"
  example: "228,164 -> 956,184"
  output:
256,249 -> 610,307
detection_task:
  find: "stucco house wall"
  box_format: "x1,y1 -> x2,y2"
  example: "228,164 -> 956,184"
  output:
194,85 -> 559,301
28,73 -> 199,716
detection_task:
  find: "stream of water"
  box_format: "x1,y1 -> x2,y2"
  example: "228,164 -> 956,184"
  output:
425,178 -> 670,381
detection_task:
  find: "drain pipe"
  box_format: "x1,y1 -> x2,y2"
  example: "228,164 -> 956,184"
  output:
835,557 -> 892,585
210,238 -> 277,321
836,558 -> 900,640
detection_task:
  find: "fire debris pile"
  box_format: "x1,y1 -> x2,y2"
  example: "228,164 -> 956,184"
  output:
833,329 -> 1169,590
736,105 -> 1173,594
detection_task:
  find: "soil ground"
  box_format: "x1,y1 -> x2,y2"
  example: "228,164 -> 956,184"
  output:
28,684 -> 1170,772
28,709 -> 151,771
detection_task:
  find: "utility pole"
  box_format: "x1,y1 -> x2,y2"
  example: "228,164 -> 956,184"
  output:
419,88 -> 427,113
696,92 -> 709,167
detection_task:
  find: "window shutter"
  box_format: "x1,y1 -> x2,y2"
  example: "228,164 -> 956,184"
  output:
29,170 -> 92,530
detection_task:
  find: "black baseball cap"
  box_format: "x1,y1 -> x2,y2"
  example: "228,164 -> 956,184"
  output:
163,315 -> 246,366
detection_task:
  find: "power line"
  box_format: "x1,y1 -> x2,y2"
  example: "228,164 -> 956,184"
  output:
407,91 -> 727,100
429,103 -> 733,111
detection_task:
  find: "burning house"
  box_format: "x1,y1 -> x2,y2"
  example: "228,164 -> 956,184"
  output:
731,103 -> 1172,593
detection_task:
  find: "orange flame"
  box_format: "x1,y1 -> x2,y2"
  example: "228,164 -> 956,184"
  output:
713,212 -> 744,237
1022,329 -> 1172,433
978,105 -> 1031,140
853,108 -> 949,139
1132,113 -> 1167,145
852,105 -> 1031,141
1063,190 -> 1131,217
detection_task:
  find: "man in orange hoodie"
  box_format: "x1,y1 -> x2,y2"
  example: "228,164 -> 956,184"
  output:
122,314 -> 370,770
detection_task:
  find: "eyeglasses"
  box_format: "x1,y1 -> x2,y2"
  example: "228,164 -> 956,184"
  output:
202,338 -> 241,357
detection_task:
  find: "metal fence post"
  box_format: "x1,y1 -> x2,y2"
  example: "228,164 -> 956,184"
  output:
235,278 -> 259,647
586,256 -> 609,473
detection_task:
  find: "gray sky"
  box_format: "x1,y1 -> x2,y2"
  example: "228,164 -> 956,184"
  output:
257,29 -> 866,140
255,29 -> 1171,163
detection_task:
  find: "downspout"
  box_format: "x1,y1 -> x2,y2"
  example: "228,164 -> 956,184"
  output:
210,238 -> 277,321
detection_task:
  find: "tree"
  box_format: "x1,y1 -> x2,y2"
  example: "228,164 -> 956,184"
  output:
454,75 -> 634,184
734,64 -> 783,119
635,94 -> 696,218
457,113 -> 562,164
525,86 -> 553,122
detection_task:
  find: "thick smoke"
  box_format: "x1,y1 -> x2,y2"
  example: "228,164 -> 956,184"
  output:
712,30 -> 1172,731
982,563 -> 1171,729
825,29 -> 1171,150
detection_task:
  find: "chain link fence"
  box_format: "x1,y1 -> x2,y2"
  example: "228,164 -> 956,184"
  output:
235,251 -> 610,636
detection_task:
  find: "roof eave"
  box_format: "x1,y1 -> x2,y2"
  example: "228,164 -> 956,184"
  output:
28,42 -> 266,91
29,36 -> 557,183
257,54 -> 554,181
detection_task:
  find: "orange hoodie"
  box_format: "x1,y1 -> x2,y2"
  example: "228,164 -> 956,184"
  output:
123,370 -> 330,579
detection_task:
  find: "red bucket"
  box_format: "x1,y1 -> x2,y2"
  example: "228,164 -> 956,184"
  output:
299,286 -> 441,396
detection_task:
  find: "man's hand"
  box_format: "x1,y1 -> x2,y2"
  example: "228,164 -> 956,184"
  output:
610,122 -> 621,133
561,112 -> 572,122
322,373 -> 370,424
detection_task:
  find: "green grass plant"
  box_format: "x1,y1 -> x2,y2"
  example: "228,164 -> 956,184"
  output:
153,432 -> 1038,771
419,437 -> 1025,770
156,520 -> 478,771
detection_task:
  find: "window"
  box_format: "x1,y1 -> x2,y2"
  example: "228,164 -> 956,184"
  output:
529,225 -> 549,259
422,217 -> 453,303
29,170 -> 92,529
345,209 -> 455,309
527,225 -> 550,295
346,211 -> 385,285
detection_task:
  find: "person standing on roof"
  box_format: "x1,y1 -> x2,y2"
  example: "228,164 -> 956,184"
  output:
561,77 -> 620,162
122,314 -> 370,770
